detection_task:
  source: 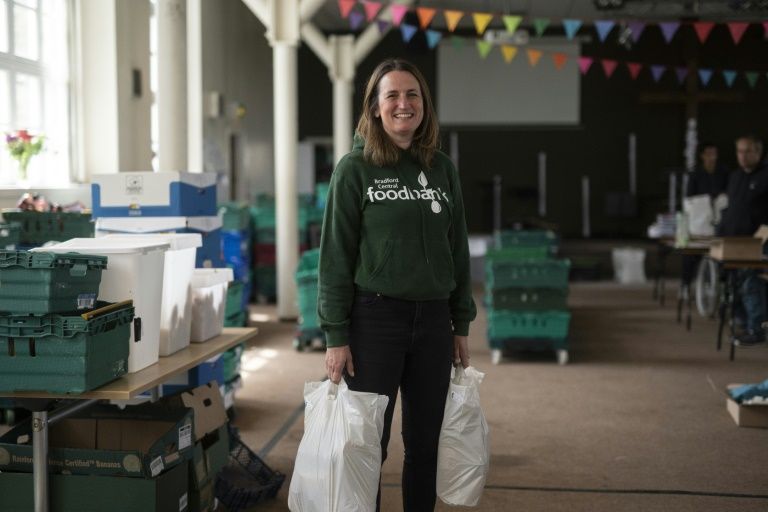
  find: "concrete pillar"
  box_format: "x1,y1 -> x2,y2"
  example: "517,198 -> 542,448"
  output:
186,0 -> 203,172
330,35 -> 355,165
157,0 -> 187,171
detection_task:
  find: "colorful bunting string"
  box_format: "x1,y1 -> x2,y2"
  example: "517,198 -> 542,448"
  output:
526,48 -> 543,67
472,12 -> 493,35
594,20 -> 615,42
476,40 -> 492,59
723,69 -> 737,87
602,59 -> 618,78
416,7 -> 436,30
400,23 -> 417,42
338,0 -> 355,19
390,3 -> 408,27
501,45 -> 518,63
578,56 -> 593,75
362,1 -> 382,22
552,52 -> 568,70
693,21 -> 715,44
563,19 -> 583,40
444,10 -> 463,32
698,69 -> 713,86
728,22 -> 749,44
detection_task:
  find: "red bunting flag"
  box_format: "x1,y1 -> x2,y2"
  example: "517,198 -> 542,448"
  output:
337,0 -> 355,19
552,52 -> 568,70
416,7 -> 437,30
626,62 -> 642,80
693,22 -> 715,44
601,59 -> 618,78
362,1 -> 382,22
727,22 -> 749,44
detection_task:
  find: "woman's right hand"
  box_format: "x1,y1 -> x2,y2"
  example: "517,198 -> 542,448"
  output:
325,345 -> 355,384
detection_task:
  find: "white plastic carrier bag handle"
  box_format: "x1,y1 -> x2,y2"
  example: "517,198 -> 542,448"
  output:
288,379 -> 389,512
436,365 -> 490,507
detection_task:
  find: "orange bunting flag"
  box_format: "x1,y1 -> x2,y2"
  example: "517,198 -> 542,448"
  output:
552,52 -> 568,70
526,48 -> 543,67
444,10 -> 463,32
503,15 -> 522,34
601,59 -> 618,78
501,45 -> 518,63
626,62 -> 642,80
473,12 -> 493,35
727,22 -> 749,44
338,0 -> 355,19
476,40 -> 493,59
416,7 -> 437,30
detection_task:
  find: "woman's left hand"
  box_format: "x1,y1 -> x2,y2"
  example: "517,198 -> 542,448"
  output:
453,335 -> 470,368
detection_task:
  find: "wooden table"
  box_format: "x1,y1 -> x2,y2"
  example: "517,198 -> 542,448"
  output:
0,327 -> 259,512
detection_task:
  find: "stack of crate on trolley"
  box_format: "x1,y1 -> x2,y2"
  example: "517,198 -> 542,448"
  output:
485,230 -> 571,365
293,248 -> 326,351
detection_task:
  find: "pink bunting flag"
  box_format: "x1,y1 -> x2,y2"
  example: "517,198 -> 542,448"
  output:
626,62 -> 642,80
727,22 -> 749,44
578,56 -> 593,75
601,59 -> 618,78
337,0 -> 355,19
693,21 -> 714,44
390,4 -> 408,27
362,1 -> 382,22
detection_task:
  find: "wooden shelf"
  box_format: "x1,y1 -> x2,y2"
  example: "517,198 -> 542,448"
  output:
1,327 -> 258,401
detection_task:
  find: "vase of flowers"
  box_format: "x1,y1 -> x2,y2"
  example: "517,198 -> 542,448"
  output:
6,129 -> 44,182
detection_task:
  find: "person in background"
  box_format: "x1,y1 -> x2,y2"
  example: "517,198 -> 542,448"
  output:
318,58 -> 477,511
718,134 -> 768,346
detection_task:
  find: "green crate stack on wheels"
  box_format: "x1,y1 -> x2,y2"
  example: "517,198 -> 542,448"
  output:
485,230 -> 571,365
293,248 -> 325,351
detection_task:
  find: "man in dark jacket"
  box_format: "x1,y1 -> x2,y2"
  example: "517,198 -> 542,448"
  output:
719,135 -> 768,346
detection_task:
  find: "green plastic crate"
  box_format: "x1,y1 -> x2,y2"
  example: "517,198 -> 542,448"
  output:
486,259 -> 570,289
487,310 -> 570,340
485,287 -> 568,311
0,250 -> 108,314
222,343 -> 245,383
0,300 -> 134,394
0,223 -> 20,248
254,266 -> 277,299
297,248 -> 320,273
494,230 -> 558,249
1,210 -> 94,245
225,280 -> 245,317
224,310 -> 247,328
219,202 -> 252,231
486,246 -> 550,262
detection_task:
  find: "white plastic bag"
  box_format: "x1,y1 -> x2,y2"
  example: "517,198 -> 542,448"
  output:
684,194 -> 715,236
436,366 -> 490,507
288,379 -> 389,512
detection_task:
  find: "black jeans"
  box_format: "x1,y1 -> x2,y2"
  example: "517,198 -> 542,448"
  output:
345,292 -> 454,512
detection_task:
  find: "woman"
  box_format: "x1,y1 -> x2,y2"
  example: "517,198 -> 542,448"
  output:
318,58 -> 477,511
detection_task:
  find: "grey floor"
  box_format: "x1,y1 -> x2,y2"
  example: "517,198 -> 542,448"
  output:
233,281 -> 768,512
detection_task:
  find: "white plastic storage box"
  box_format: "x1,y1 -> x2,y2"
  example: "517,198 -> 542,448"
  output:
91,171 -> 217,217
190,268 -> 234,342
34,238 -> 169,373
102,233 -> 202,356
96,215 -> 223,268
611,247 -> 646,284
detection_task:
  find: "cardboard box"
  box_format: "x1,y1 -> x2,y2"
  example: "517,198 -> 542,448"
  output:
726,384 -> 768,428
0,455 -> 189,512
709,237 -> 764,261
754,225 -> 768,245
160,381 -> 228,442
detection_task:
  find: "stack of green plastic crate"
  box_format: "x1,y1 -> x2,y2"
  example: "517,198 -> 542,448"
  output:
1,210 -> 94,248
0,223 -> 20,250
220,202 -> 253,327
293,248 -> 325,351
485,230 -> 571,365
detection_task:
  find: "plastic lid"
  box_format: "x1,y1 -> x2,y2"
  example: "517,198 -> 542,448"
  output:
34,237 -> 171,255
95,215 -> 222,233
191,268 -> 234,287
102,233 -> 202,250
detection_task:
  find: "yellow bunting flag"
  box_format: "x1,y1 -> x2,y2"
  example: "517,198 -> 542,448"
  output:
444,10 -> 463,32
416,7 -> 437,30
476,40 -> 493,59
473,12 -> 493,35
526,48 -> 543,67
503,15 -> 522,34
552,52 -> 568,70
501,45 -> 518,63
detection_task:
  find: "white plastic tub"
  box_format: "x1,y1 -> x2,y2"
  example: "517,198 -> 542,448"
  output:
102,233 -> 202,356
190,268 -> 234,342
35,238 -> 169,373
611,247 -> 647,284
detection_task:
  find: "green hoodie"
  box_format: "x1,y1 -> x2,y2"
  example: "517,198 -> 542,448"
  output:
318,136 -> 477,347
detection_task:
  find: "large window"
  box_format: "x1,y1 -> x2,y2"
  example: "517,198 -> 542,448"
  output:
0,0 -> 70,187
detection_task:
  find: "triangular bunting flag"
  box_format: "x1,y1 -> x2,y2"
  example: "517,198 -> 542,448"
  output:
503,15 -> 522,34
578,56 -> 593,75
362,1 -> 382,22
526,48 -> 543,67
675,67 -> 687,85
533,18 -> 550,37
595,20 -> 615,42
651,65 -> 665,82
628,21 -> 645,42
727,22 -> 749,44
349,10 -> 365,30
626,62 -> 642,80
745,71 -> 758,89
563,19 -> 583,40
476,40 -> 492,59
601,59 -> 618,78
376,19 -> 390,33
444,10 -> 463,32
552,52 -> 568,70
400,23 -> 417,43
425,29 -> 442,49
451,36 -> 465,50
693,21 -> 715,44
723,70 -> 737,87
416,7 -> 436,30
473,12 -> 493,35
501,45 -> 518,63
338,0 -> 355,19
659,21 -> 680,43
698,68 -> 713,86
390,4 -> 408,27
764,21 -> 768,38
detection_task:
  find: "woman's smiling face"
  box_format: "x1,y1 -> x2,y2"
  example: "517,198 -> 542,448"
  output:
375,70 -> 424,149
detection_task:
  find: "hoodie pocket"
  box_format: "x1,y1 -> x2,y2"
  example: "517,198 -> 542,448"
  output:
369,239 -> 392,280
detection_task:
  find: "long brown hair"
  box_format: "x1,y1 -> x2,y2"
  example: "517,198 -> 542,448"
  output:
356,58 -> 439,168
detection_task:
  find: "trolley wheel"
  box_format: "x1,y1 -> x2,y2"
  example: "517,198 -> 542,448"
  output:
557,349 -> 569,365
695,257 -> 720,318
491,349 -> 502,365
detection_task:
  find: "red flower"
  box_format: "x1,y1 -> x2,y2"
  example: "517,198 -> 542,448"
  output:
17,129 -> 31,142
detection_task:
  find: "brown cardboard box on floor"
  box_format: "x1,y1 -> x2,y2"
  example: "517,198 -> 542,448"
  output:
726,384 -> 768,428
709,237 -> 764,261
